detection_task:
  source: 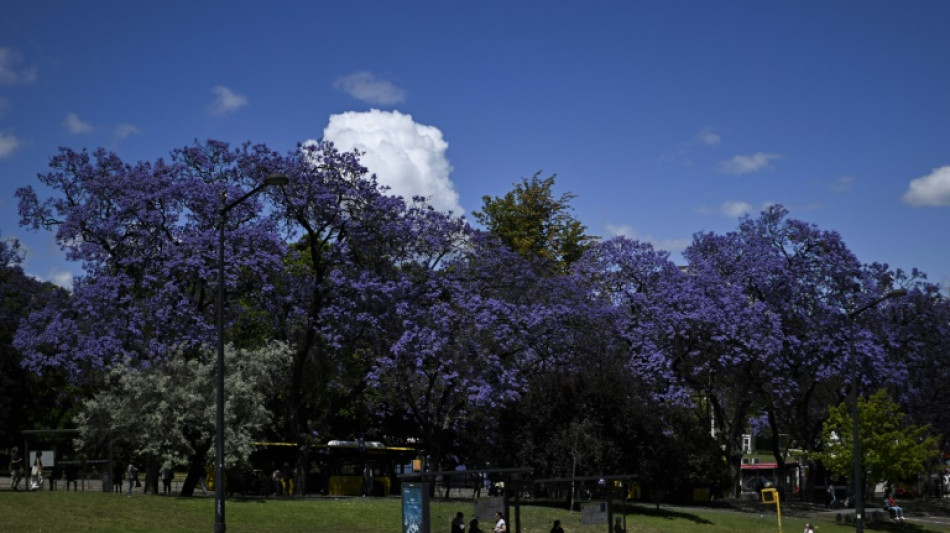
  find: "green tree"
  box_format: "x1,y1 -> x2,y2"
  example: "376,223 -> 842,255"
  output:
819,388 -> 939,494
473,172 -> 595,270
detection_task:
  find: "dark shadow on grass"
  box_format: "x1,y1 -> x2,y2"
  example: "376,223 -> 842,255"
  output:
522,501 -> 714,525
626,506 -> 714,524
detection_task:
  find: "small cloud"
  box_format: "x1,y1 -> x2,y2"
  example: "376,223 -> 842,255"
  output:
697,201 -> 757,217
605,223 -> 637,239
334,71 -> 406,105
0,47 -> 38,85
63,112 -> 94,134
660,127 -> 722,165
717,152 -> 781,175
720,200 -> 753,217
902,165 -> 950,207
115,123 -> 141,139
829,175 -> 854,192
605,223 -> 690,253
48,269 -> 74,290
696,127 -> 721,146
0,132 -> 22,159
208,85 -> 248,116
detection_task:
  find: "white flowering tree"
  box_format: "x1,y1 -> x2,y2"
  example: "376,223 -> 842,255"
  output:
74,342 -> 290,495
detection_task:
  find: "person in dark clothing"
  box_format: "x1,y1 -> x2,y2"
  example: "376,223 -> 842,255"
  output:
9,447 -> 23,490
451,511 -> 466,533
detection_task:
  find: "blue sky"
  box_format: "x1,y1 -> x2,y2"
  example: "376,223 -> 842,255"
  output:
2,1 -> 948,292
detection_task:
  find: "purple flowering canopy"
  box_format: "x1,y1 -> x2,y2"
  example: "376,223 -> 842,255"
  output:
15,141 -> 289,378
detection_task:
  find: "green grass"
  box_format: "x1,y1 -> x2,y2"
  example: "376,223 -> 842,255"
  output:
2,492 -> 950,533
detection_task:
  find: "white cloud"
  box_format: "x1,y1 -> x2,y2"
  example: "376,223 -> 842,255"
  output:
0,47 -> 37,85
48,268 -> 74,290
902,165 -> 950,207
315,109 -> 462,215
0,132 -> 21,159
334,72 -> 406,105
605,223 -> 690,253
115,123 -> 141,139
696,127 -> 721,146
63,112 -> 94,134
208,85 -> 248,116
720,200 -> 753,217
697,200 -> 762,217
717,152 -> 781,175
829,175 -> 853,192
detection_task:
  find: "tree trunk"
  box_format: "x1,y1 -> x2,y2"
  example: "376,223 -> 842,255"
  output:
180,453 -> 209,497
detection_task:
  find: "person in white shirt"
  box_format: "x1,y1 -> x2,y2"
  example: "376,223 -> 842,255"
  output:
493,512 -> 506,533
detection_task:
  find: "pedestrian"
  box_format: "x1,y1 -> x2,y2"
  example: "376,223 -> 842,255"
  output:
9,446 -> 23,491
493,511 -> 507,533
469,518 -> 482,533
126,461 -> 138,495
803,523 -> 815,533
362,462 -> 373,497
550,519 -> 565,533
451,511 -> 466,533
271,465 -> 282,496
613,516 -> 625,533
112,464 -> 123,493
160,463 -> 174,495
30,451 -> 43,491
282,462 -> 295,496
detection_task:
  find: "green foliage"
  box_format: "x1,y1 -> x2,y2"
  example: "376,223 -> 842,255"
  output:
473,172 -> 595,270
74,342 -> 291,468
819,388 -> 940,485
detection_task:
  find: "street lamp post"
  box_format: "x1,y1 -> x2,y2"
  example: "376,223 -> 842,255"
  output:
215,173 -> 288,533
847,288 -> 906,533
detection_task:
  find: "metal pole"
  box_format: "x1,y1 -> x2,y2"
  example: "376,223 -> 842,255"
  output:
851,352 -> 863,533
847,288 -> 905,533
214,173 -> 287,533
215,213 -> 226,533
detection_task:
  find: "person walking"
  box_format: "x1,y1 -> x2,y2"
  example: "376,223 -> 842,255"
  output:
126,461 -> 138,495
160,464 -> 174,495
9,447 -> 23,490
493,512 -> 507,533
451,511 -> 466,533
30,451 -> 43,491
550,519 -> 565,533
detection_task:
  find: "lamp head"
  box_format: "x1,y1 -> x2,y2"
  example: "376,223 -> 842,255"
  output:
264,173 -> 289,186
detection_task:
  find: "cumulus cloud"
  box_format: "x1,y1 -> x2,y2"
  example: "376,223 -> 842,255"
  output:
63,112 -> 94,134
0,47 -> 37,85
605,223 -> 691,253
717,152 -> 781,174
334,72 -> 406,105
115,123 -> 141,139
0,132 -> 21,159
902,165 -> 950,207
208,85 -> 248,116
316,109 -> 462,215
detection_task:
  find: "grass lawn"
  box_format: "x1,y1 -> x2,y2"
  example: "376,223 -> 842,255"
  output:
2,491 -> 950,533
